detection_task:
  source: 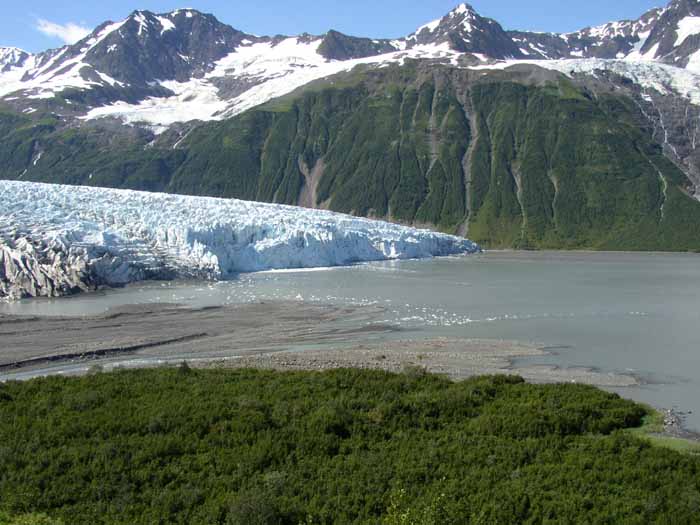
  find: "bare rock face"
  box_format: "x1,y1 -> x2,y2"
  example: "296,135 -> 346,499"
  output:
0,233 -> 144,301
638,89 -> 700,196
0,235 -> 92,300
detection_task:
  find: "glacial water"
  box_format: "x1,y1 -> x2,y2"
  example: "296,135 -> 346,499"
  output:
2,251 -> 700,430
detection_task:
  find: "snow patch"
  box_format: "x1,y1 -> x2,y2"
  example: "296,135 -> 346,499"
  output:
626,31 -> 652,60
133,12 -> 149,36
643,42 -> 660,61
84,78 -> 227,131
686,48 -> 700,73
82,38 -> 463,130
675,16 -> 700,47
156,16 -> 175,35
470,58 -> 700,105
414,18 -> 441,36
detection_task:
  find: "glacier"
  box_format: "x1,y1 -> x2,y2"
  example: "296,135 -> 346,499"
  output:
0,181 -> 480,301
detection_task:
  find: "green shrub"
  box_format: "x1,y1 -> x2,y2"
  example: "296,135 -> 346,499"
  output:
0,368 -> 697,523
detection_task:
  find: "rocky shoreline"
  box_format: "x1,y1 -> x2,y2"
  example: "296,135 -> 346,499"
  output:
661,408 -> 700,442
198,338 -> 639,387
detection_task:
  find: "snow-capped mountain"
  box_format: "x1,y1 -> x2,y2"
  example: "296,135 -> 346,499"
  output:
405,3 -> 524,59
638,0 -> 700,68
0,47 -> 30,73
509,5 -> 666,60
508,0 -> 700,68
48,9 -> 253,85
0,181 -> 479,300
3,1 -> 700,132
0,8 -> 466,128
1,0 -> 700,255
0,9 -> 263,105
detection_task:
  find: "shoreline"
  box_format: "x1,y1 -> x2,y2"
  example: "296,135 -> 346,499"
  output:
2,300 -> 698,446
481,249 -> 700,257
0,301 -> 637,388
2,250 -> 699,309
195,338 -> 639,387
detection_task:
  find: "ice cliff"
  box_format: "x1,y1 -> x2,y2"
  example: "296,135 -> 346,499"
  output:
0,181 -> 480,300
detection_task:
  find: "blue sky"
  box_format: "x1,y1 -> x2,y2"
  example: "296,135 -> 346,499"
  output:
4,0 -> 664,53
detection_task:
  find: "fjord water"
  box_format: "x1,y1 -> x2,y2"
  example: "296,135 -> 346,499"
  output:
3,251 -> 700,430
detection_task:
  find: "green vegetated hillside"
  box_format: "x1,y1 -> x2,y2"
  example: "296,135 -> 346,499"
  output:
1,368 -> 700,524
2,63 -> 700,250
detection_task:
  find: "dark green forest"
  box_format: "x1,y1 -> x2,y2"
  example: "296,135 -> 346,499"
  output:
1,367 -> 699,524
2,63 -> 700,251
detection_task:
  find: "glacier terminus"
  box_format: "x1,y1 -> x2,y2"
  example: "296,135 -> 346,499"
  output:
0,181 -> 480,300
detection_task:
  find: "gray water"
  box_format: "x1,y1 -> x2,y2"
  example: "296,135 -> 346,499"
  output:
2,251 -> 700,430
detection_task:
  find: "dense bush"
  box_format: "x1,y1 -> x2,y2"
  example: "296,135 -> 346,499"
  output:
1,368 -> 699,524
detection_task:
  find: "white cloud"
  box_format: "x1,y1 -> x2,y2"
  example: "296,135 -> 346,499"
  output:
36,19 -> 91,45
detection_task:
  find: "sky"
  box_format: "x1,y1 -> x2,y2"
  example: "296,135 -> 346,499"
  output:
3,0 -> 665,54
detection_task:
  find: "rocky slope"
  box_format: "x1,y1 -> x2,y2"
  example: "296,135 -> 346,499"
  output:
509,0 -> 700,66
0,47 -> 30,72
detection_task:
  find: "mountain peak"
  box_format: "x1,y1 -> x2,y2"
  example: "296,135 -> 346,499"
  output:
450,3 -> 478,16
445,3 -> 480,32
171,8 -> 198,17
121,9 -> 215,30
669,0 -> 700,9
0,46 -> 31,72
128,9 -> 153,16
407,2 -> 522,58
410,3 -> 479,39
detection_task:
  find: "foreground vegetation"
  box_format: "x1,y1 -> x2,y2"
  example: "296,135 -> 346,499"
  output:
1,367 -> 699,524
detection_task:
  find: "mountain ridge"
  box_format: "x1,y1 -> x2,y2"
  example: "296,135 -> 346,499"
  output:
6,1 -> 700,128
8,2 -> 700,83
2,1 -> 700,251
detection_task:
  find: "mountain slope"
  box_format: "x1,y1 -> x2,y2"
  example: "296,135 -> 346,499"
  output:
1,1 -> 700,251
3,64 -> 699,251
106,67 -> 700,251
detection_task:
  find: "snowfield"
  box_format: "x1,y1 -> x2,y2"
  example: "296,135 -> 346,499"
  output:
79,39 -> 462,132
472,58 -> 700,106
0,181 -> 480,300
67,41 -> 700,132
